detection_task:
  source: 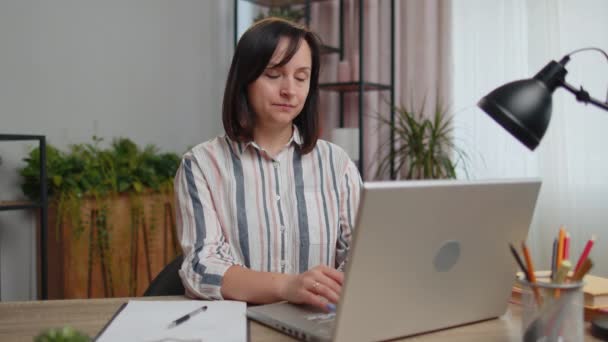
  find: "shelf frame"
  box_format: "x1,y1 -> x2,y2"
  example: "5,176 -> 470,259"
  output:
0,134 -> 48,300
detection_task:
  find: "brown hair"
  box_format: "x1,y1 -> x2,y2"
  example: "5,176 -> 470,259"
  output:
222,18 -> 322,154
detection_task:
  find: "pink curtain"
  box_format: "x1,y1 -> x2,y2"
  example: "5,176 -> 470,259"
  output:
311,0 -> 452,180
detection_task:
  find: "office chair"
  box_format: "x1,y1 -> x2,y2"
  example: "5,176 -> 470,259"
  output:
143,254 -> 185,296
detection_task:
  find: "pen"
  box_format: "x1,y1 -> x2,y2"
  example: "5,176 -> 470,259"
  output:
167,305 -> 208,329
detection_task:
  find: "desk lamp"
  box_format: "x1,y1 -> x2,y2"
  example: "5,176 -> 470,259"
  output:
478,47 -> 608,340
478,47 -> 608,150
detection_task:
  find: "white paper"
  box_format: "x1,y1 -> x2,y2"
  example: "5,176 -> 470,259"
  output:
96,300 -> 247,342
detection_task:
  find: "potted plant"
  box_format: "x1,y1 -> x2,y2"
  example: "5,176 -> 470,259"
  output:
20,136 -> 181,299
375,101 -> 469,180
254,5 -> 305,23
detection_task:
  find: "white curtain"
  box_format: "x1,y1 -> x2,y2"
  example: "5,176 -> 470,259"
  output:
452,0 -> 608,275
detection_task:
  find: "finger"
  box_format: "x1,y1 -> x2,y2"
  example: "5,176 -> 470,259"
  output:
303,291 -> 334,312
314,267 -> 343,295
312,281 -> 340,304
319,265 -> 345,285
314,275 -> 341,299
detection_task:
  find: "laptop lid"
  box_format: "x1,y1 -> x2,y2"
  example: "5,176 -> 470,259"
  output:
247,179 -> 541,341
332,178 -> 541,342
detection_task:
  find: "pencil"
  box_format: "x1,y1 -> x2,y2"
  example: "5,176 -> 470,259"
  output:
509,243 -> 529,280
550,238 -> 558,281
556,227 -> 565,277
563,233 -> 570,260
521,241 -> 542,305
572,258 -> 593,282
574,235 -> 596,275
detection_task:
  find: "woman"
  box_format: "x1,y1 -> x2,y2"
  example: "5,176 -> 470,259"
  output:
174,18 -> 361,312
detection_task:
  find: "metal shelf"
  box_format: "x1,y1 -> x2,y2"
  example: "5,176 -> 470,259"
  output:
319,81 -> 392,92
242,0 -> 329,6
320,44 -> 340,55
0,201 -> 42,211
0,134 -> 48,300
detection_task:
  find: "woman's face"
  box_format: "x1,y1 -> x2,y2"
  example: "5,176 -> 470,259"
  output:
247,37 -> 312,131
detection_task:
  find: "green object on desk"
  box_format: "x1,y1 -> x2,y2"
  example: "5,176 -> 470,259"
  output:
34,327 -> 91,342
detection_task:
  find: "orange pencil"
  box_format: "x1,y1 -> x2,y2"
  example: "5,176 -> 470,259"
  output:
521,241 -> 542,305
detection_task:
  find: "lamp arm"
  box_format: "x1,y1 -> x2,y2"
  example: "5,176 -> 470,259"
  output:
560,81 -> 608,111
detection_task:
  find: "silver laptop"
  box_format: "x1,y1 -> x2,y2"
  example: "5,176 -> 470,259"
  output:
247,179 -> 541,342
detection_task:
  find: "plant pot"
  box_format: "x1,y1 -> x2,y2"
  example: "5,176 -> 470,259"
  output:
44,192 -> 179,299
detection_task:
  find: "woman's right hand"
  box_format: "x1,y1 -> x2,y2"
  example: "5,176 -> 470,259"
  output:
279,265 -> 344,312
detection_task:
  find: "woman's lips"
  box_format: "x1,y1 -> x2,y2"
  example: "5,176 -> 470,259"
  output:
273,104 -> 296,109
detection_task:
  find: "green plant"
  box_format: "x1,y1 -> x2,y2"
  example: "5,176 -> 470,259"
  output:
375,102 -> 470,180
20,136 -> 180,201
254,5 -> 305,24
20,136 -> 181,297
34,327 -> 90,342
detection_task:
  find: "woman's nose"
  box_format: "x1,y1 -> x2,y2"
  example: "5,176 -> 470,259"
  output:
280,78 -> 295,97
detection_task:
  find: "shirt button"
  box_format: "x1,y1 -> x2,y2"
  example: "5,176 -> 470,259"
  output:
280,260 -> 286,266
280,226 -> 286,232
276,195 -> 281,201
273,161 -> 280,168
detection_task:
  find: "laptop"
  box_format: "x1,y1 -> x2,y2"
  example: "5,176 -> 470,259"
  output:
247,179 -> 541,342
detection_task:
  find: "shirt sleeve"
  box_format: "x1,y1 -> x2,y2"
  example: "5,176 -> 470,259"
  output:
174,152 -> 241,300
335,160 -> 362,271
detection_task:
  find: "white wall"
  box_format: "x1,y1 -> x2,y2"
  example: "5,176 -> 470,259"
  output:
0,0 -> 233,301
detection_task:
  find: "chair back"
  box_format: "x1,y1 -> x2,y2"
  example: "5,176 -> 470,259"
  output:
143,254 -> 185,296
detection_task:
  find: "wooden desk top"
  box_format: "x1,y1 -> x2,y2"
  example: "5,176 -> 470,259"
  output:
0,297 -> 601,341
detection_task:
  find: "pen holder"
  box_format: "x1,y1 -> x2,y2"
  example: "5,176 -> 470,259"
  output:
517,277 -> 584,342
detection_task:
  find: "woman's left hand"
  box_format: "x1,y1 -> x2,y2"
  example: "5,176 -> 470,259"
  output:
278,265 -> 344,311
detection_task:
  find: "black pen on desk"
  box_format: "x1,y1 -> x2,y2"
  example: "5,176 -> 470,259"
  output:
167,305 -> 208,329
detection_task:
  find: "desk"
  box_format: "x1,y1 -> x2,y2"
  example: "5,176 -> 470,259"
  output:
0,297 -> 601,341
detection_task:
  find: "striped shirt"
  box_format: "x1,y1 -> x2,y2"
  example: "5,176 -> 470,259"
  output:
174,126 -> 362,300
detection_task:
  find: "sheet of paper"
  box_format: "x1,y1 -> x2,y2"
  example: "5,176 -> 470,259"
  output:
96,300 -> 246,342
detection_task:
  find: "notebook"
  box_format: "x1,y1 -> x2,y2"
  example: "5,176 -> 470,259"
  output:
247,179 -> 542,342
95,300 -> 246,341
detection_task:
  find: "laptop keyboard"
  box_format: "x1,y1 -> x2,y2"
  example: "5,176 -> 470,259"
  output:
305,312 -> 336,326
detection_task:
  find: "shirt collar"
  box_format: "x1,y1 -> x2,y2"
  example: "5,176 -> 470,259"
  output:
239,125 -> 303,155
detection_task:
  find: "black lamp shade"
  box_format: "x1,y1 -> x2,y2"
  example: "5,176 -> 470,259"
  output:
478,78 -> 553,150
